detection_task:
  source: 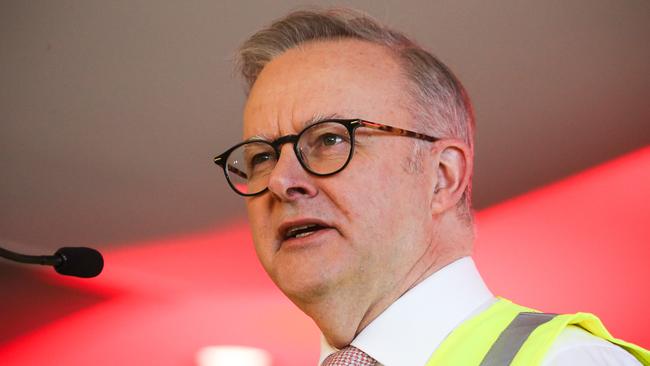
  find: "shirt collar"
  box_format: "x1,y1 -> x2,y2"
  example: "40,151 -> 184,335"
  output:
319,256 -> 495,366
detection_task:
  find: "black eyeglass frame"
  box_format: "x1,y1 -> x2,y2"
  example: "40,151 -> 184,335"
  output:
214,119 -> 439,196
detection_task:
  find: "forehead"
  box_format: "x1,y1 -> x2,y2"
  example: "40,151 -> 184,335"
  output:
242,39 -> 411,139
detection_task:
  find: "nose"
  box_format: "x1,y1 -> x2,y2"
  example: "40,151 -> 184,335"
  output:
266,144 -> 318,200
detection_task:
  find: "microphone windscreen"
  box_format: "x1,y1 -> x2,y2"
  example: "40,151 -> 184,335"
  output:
54,247 -> 104,278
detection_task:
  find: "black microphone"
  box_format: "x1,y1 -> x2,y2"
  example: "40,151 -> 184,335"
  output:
0,246 -> 104,278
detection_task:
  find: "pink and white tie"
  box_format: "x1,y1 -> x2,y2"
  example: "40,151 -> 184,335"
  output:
321,345 -> 378,366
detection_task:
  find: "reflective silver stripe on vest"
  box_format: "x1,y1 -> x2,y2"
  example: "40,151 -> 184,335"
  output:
479,312 -> 557,366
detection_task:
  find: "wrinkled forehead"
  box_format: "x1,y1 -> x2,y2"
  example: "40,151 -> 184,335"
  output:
242,39 -> 410,140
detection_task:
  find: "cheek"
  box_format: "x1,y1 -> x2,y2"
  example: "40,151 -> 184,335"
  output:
335,168 -> 400,238
343,163 -> 431,244
245,200 -> 274,260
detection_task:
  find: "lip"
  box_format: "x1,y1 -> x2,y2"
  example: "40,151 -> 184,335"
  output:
280,227 -> 337,249
277,218 -> 337,248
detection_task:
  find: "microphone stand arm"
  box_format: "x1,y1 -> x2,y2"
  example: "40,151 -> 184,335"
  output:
0,246 -> 62,267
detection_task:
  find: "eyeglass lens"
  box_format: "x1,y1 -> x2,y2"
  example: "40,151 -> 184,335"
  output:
225,121 -> 353,195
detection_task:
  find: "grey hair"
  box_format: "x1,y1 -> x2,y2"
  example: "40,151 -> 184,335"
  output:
236,8 -> 475,224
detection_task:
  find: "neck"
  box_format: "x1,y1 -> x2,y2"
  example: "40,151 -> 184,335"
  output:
304,226 -> 472,348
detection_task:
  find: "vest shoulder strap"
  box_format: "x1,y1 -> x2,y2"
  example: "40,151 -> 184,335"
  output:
425,298 -> 650,366
480,312 -> 557,366
510,311 -> 650,366
425,298 -> 533,365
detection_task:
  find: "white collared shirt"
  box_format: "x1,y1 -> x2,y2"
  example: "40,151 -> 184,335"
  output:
319,257 -> 641,366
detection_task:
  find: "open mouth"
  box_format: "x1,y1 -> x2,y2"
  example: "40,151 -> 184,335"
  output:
283,224 -> 328,240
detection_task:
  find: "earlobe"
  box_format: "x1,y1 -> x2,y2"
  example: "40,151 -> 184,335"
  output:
430,140 -> 471,213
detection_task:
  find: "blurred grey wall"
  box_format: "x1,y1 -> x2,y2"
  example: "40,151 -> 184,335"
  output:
1,0 -> 649,253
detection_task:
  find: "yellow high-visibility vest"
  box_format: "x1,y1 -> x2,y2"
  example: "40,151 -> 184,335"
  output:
425,298 -> 650,365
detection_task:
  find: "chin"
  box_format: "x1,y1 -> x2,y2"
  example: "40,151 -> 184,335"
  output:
274,271 -> 335,305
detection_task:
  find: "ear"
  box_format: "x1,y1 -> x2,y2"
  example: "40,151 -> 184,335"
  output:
429,139 -> 472,214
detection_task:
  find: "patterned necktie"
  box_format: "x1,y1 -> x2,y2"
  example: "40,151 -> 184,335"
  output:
321,345 -> 378,366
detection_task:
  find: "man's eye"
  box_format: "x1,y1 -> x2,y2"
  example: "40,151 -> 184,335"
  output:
320,133 -> 344,146
250,152 -> 272,167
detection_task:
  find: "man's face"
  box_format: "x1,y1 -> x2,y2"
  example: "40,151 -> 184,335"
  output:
243,40 -> 437,308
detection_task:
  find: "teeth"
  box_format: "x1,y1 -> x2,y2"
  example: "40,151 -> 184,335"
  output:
292,225 -> 314,232
286,224 -> 320,239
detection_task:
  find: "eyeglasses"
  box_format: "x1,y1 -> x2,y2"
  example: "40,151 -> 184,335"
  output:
214,119 -> 439,196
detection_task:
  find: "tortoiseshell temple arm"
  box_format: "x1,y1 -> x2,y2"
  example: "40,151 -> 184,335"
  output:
358,120 -> 439,142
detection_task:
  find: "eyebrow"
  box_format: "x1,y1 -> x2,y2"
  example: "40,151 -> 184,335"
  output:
246,112 -> 348,142
301,112 -> 346,129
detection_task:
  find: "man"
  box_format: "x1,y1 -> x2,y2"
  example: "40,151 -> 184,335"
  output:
214,8 -> 649,366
